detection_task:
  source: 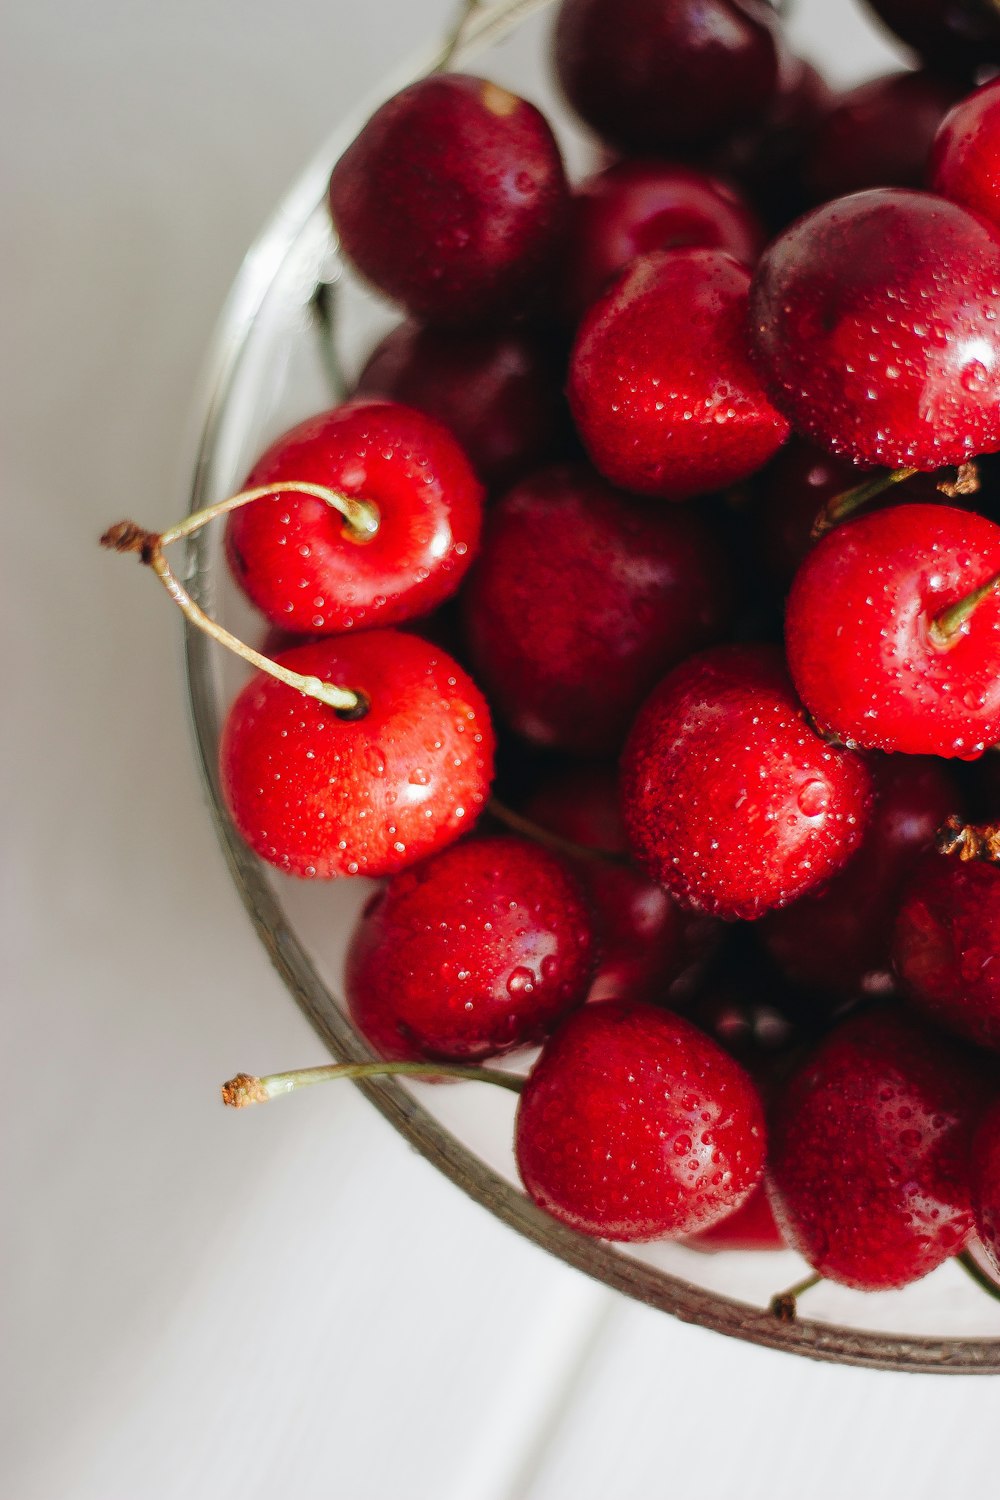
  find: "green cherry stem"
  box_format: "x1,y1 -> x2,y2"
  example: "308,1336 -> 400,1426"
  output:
957,1249 -> 1000,1306
769,1270 -> 823,1322
100,482 -> 381,717
811,466 -> 918,540
222,1059 -> 526,1107
488,796 -> 630,866
928,569 -> 1000,648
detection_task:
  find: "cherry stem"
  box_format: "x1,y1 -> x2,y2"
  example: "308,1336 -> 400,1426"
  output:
100,482 -> 381,716
928,570 -> 1000,648
222,1058 -> 526,1107
488,797 -> 630,866
435,0 -> 484,69
957,1249 -> 1000,1306
769,1270 -> 822,1322
936,815 -> 1000,864
812,466 -> 917,540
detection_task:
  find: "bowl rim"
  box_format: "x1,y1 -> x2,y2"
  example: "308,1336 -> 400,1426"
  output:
181,14 -> 1000,1376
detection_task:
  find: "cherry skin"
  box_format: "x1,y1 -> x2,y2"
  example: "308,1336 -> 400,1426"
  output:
686,1180 -> 785,1253
621,645 -> 874,921
225,400 -> 482,636
219,631 -> 494,879
515,1000 -> 766,1241
461,461 -> 734,755
750,189 -> 1000,470
971,1102 -> 1000,1275
930,78 -> 1000,233
894,850 -> 1000,1052
767,1007 -> 991,1290
552,0 -> 783,154
861,0 -> 1000,77
354,322 -> 567,493
569,250 -> 790,501
785,503 -> 1000,758
752,439 -> 864,589
561,160 -> 764,324
344,835 -> 594,1062
328,74 -> 569,325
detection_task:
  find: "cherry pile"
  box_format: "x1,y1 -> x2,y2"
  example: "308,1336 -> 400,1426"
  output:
109,0 -> 1000,1310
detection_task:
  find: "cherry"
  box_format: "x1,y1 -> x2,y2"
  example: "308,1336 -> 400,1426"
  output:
569,250 -> 790,501
686,1180 -> 785,1253
930,78 -> 1000,233
219,631 -> 494,879
752,439 -> 865,588
971,1102 -> 1000,1275
225,400 -> 482,636
514,1000 -> 766,1241
750,189 -> 1000,471
354,322 -> 567,492
552,0 -> 783,154
760,755 -> 959,1001
621,644 -> 873,921
462,462 -> 734,755
894,844 -> 1000,1052
561,160 -> 765,324
328,74 -> 569,325
344,835 -> 594,1061
861,0 -> 1000,77
767,1007 -> 991,1290
785,503 -> 1000,757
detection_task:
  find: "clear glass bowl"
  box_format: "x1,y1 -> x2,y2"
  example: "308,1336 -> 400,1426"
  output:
181,0 -> 1000,1371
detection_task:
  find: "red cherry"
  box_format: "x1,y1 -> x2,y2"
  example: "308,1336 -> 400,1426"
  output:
328,74 -> 569,325
785,503 -> 1000,757
760,755 -> 959,1000
345,835 -> 594,1061
753,439 -> 865,588
462,462 -> 735,754
621,645 -> 874,921
569,250 -> 790,500
862,0 -> 1000,77
894,850 -> 1000,1051
225,400 -> 482,636
219,631 -> 494,879
767,1007 -> 991,1290
354,321 -> 567,492
515,1000 -> 766,1241
930,78 -> 1000,232
971,1101 -> 1000,1275
561,160 -> 764,324
552,0 -> 783,153
686,1179 -> 785,1253
750,189 -> 1000,470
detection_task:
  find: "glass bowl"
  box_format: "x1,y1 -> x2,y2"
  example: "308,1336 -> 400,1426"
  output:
181,0 -> 1000,1371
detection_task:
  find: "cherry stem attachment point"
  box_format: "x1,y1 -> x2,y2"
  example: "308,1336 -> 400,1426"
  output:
812,466 -> 917,540
936,815 -> 1000,864
100,482 -> 381,717
956,1249 -> 1000,1306
769,1270 -> 822,1322
488,797 -> 630,866
928,570 -> 1000,648
222,1058 -> 526,1107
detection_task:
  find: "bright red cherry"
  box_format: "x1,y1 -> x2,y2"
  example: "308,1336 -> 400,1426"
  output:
569,250 -> 790,500
768,1007 -> 991,1290
785,503 -> 1000,757
621,645 -> 873,921
561,160 -> 764,323
930,79 -> 1000,232
750,189 -> 1000,471
220,631 -> 494,878
894,849 -> 1000,1052
515,1000 -> 766,1241
354,322 -> 568,492
225,400 -> 482,636
328,74 -> 569,325
862,0 -> 1000,77
552,0 -> 783,154
686,1180 -> 785,1253
462,462 -> 734,754
344,835 -> 594,1061
971,1102 -> 1000,1275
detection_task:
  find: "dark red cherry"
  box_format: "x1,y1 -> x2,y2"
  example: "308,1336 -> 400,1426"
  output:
930,78 -> 1000,232
621,645 -> 874,921
862,0 -> 1000,77
768,1007 -> 991,1289
686,1179 -> 785,1252
219,631 -> 494,878
785,504 -> 1000,757
225,400 -> 482,636
569,250 -> 790,500
354,322 -> 567,492
750,189 -> 1000,471
894,850 -> 1000,1051
752,439 -> 864,588
515,1000 -> 766,1240
328,74 -> 569,324
972,1101 -> 1000,1274
344,835 -> 594,1061
462,462 -> 734,755
801,71 -> 964,204
561,160 -> 764,323
553,0 -> 783,154
760,755 -> 959,1001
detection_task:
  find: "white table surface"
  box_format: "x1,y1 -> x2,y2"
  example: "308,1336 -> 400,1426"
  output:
4,2 -> 996,1496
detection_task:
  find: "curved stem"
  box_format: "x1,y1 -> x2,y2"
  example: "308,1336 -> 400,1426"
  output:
435,0 -> 484,70
957,1249 -> 1000,1306
936,815 -> 1000,864
928,570 -> 1000,648
769,1270 -> 822,1322
488,797 -> 629,866
812,467 -> 917,540
222,1059 -> 526,1107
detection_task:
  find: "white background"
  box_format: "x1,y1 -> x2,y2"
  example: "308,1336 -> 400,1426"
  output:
3,1 -> 996,1496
